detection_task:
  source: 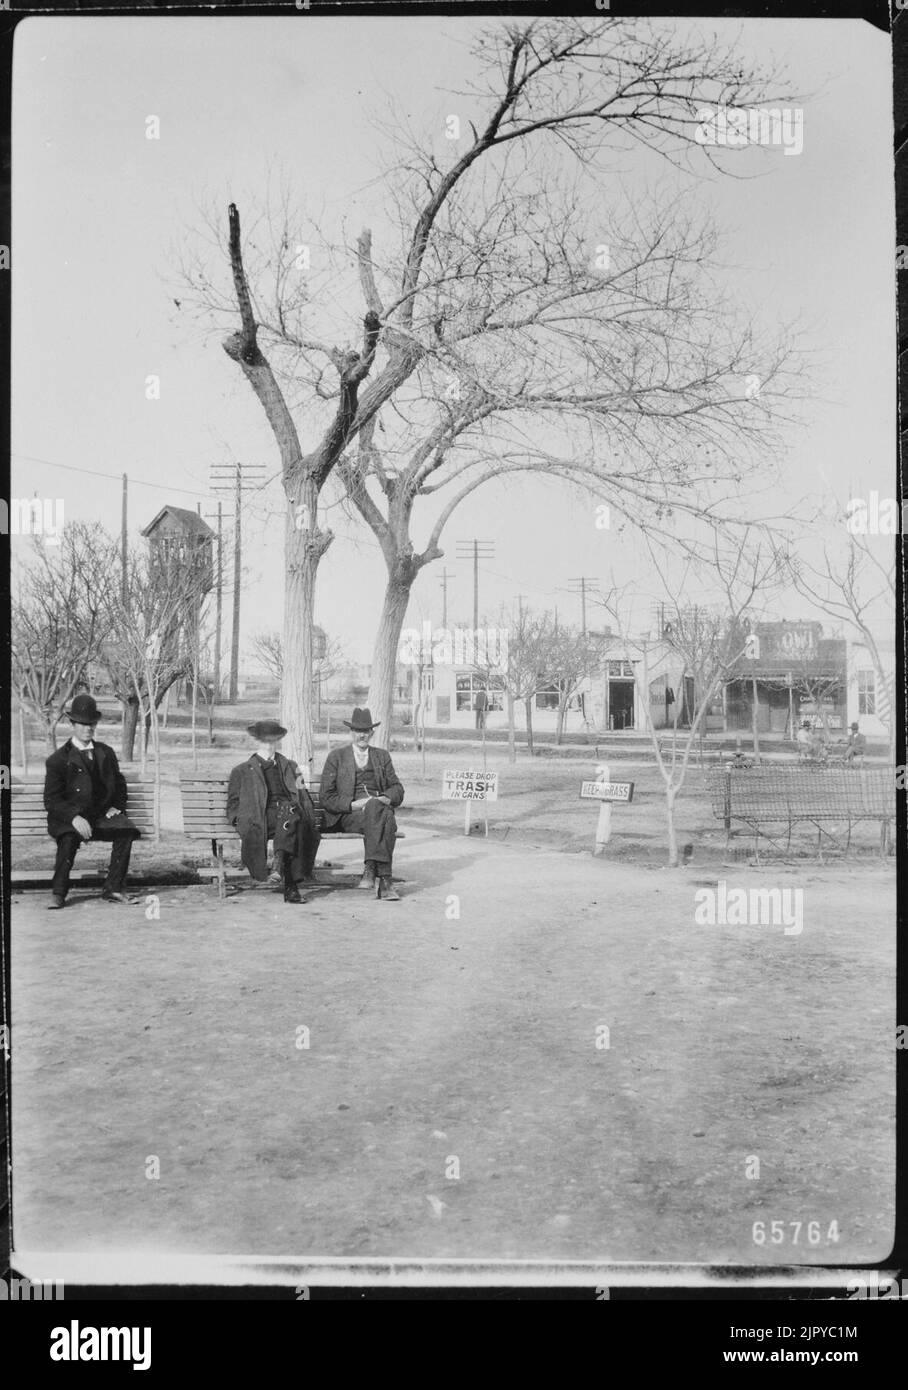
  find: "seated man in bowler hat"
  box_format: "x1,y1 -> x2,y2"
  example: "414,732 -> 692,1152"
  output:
226,720 -> 321,904
43,693 -> 141,910
319,707 -> 404,900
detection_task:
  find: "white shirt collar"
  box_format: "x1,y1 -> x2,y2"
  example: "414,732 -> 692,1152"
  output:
71,736 -> 94,752
352,744 -> 370,768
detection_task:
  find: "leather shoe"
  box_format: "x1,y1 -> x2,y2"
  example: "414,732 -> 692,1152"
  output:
101,890 -> 140,905
283,884 -> 303,904
376,876 -> 400,901
47,895 -> 66,910
357,862 -> 377,890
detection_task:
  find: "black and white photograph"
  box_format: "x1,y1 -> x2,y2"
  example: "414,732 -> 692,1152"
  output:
2,3 -> 901,1318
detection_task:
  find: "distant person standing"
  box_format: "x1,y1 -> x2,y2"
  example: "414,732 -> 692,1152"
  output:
43,694 -> 141,910
474,687 -> 488,731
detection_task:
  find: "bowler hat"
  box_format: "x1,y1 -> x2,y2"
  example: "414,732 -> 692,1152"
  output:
343,707 -> 380,731
850,722 -> 859,731
247,719 -> 287,741
68,693 -> 103,724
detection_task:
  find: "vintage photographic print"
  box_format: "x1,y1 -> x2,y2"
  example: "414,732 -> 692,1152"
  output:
3,5 -> 900,1307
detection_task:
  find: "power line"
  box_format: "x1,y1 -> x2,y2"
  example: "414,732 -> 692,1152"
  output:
211,463 -> 268,701
455,539 -> 495,630
568,576 -> 601,636
10,451 -> 216,500
438,566 -> 455,628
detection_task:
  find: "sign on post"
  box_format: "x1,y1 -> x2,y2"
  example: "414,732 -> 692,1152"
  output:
583,764 -> 634,856
579,780 -> 634,803
442,770 -> 499,801
442,769 -> 499,837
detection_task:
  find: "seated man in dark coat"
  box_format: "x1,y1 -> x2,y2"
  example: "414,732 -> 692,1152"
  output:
43,693 -> 141,910
226,720 -> 321,904
319,707 -> 404,901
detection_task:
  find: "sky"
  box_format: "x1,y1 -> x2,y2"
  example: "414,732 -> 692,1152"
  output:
11,14 -> 895,668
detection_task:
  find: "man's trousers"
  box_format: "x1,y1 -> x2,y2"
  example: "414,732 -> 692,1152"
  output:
333,798 -> 397,870
51,822 -> 140,900
263,801 -> 320,883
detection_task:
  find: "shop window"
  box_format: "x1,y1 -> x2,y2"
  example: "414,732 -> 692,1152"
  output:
858,670 -> 875,715
456,673 -> 503,712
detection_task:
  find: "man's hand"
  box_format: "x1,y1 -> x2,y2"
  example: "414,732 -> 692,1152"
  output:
351,797 -> 371,811
72,815 -> 93,840
105,807 -> 123,818
375,795 -> 391,805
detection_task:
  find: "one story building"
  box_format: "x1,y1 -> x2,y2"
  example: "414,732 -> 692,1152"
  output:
419,617 -> 856,742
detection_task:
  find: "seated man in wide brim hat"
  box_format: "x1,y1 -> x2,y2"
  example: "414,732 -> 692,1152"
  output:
319,707 -> 405,900
226,720 -> 321,904
43,693 -> 142,909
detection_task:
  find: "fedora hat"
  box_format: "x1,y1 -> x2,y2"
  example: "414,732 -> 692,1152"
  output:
67,693 -> 103,724
247,719 -> 287,741
343,707 -> 380,731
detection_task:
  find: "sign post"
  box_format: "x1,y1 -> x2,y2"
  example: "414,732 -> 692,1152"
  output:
580,763 -> 635,856
442,769 -> 499,836
594,762 -> 611,855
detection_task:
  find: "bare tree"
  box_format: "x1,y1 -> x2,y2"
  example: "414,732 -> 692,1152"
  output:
475,604 -> 556,761
11,524 -> 116,753
782,531 -> 896,760
179,17 -> 802,761
542,623 -> 605,745
249,627 -> 345,722
603,540 -> 783,865
102,550 -> 211,828
249,630 -> 283,683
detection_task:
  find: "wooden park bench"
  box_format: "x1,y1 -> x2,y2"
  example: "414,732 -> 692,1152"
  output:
179,774 -> 405,898
10,774 -> 158,885
709,765 -> 894,862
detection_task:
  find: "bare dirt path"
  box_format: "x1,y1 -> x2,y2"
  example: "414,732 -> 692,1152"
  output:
11,826 -> 894,1267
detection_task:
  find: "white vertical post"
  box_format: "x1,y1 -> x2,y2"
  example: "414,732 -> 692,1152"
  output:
593,761 -> 612,856
464,799 -> 471,835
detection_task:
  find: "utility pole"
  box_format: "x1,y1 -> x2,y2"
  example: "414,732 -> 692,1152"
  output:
211,463 -> 267,702
456,539 -> 495,630
120,473 -> 128,606
568,577 -> 600,636
198,501 -> 226,702
438,566 -> 455,629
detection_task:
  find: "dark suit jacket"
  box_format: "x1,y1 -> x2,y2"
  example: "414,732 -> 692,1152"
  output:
319,744 -> 404,831
44,739 -> 136,840
226,752 -> 318,880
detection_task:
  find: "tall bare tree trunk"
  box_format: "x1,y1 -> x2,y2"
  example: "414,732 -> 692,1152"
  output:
18,704 -> 28,773
282,498 -> 320,775
191,652 -> 199,771
507,693 -> 517,763
121,698 -> 139,762
368,581 -> 412,741
524,696 -> 535,756
665,782 -> 679,867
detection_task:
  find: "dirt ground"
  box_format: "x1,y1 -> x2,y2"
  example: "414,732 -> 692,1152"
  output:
10,773 -> 896,1268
